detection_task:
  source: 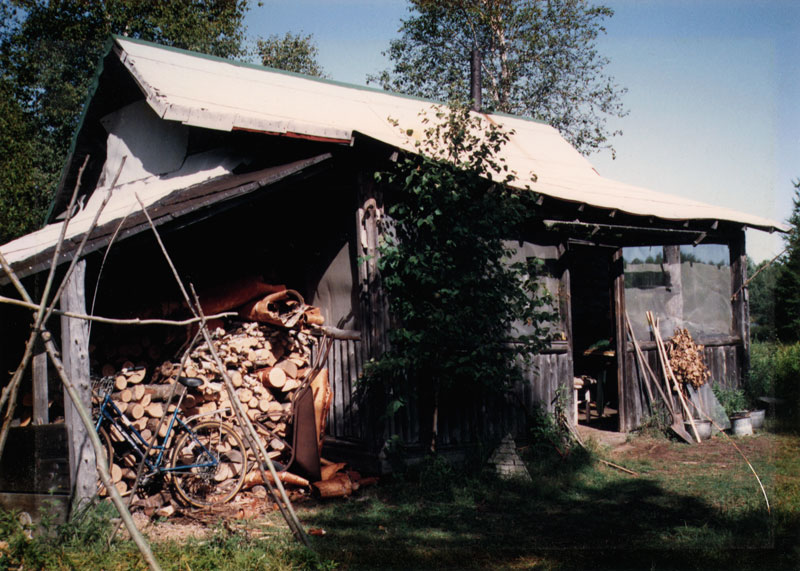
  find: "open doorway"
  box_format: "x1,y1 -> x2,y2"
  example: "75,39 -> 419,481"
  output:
570,245 -> 620,431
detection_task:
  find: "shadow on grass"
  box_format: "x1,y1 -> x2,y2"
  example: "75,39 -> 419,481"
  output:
306,451 -> 796,571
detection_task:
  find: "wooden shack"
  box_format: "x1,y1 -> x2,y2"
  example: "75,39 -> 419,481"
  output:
0,36 -> 786,483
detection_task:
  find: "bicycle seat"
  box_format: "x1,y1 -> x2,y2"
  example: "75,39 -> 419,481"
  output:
177,376 -> 203,389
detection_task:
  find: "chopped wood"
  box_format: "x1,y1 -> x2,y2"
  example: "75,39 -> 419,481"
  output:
132,385 -> 146,401
129,403 -> 145,420
275,360 -> 298,379
111,463 -> 123,484
92,294 -> 331,518
320,462 -> 347,481
311,369 -> 332,452
312,473 -> 353,498
243,469 -> 310,489
114,375 -> 127,391
144,403 -> 164,419
155,504 -> 175,518
126,369 -> 146,384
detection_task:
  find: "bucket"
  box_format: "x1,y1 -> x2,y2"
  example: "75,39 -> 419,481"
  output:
731,413 -> 753,436
685,419 -> 712,440
749,409 -> 765,430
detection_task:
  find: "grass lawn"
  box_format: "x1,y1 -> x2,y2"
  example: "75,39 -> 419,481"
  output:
1,428 -> 798,570
303,428 -> 799,570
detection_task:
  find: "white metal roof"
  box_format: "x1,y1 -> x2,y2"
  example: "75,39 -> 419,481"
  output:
115,36 -> 785,233
0,36 -> 787,279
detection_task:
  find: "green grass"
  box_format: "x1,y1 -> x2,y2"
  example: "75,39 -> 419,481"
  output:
2,431 -> 799,570
302,432 -> 799,570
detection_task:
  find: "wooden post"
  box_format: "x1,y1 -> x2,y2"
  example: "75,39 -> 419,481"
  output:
612,248 -> 629,431
730,230 -> 749,383
663,245 -> 683,332
60,259 -> 96,512
32,339 -> 49,425
557,242 -> 575,420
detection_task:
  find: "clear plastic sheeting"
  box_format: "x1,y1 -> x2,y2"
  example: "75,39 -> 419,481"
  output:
503,241 -> 563,339
624,244 -> 732,340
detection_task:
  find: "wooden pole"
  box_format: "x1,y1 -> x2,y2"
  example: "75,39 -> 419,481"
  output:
647,311 -> 701,443
0,295 -> 236,326
61,259 -> 96,510
32,339 -> 49,425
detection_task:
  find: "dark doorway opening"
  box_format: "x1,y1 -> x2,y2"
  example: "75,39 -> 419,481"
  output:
570,245 -> 620,431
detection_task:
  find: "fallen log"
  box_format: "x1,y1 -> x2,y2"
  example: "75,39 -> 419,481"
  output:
243,469 -> 310,489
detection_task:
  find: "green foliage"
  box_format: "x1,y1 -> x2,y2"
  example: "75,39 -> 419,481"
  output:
0,503 -> 334,570
369,0 -> 627,156
748,256 -> 780,341
363,101 -> 554,448
0,0 -> 251,242
257,32 -> 326,77
0,77 -> 53,243
749,341 -> 800,426
712,383 -> 749,417
775,181 -> 800,343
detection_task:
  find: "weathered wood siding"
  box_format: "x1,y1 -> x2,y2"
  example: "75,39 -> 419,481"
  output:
320,339 -> 572,449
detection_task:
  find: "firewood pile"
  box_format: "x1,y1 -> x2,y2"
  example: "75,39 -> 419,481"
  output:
95,279 -> 372,515
666,328 -> 710,389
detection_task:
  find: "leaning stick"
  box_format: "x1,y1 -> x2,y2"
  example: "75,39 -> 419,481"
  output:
626,313 -> 675,416
0,295 -> 236,326
41,331 -> 162,570
647,312 -> 701,443
135,194 -> 310,547
0,250 -> 161,570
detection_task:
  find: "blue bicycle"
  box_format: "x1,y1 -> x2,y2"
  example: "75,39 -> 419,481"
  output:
93,375 -> 247,507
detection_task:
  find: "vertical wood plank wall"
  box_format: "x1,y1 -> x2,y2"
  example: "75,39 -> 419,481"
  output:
320,338 -> 572,448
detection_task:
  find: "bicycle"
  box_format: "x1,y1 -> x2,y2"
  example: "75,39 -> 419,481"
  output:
92,375 -> 247,508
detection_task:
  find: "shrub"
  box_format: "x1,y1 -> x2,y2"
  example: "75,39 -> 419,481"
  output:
748,341 -> 800,426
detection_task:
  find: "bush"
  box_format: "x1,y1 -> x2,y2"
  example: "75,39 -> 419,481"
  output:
748,341 -> 800,426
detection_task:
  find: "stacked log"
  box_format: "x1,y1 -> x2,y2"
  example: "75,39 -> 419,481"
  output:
96,285 -> 335,509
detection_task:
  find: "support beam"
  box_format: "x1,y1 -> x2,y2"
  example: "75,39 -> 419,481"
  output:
60,259 -> 95,512
730,231 -> 749,383
32,340 -> 48,425
612,249 -> 630,431
663,245 -> 683,334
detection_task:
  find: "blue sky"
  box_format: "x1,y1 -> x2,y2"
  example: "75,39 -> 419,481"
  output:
246,0 -> 798,261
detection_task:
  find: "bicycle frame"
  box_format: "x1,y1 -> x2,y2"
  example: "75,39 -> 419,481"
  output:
94,383 -> 221,476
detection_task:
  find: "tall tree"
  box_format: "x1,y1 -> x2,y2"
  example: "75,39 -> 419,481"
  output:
370,0 -> 627,156
257,32 -> 326,77
775,180 -> 800,343
0,0 -> 251,242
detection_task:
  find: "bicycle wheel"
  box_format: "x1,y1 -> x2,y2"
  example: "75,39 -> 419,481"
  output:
170,421 -> 247,507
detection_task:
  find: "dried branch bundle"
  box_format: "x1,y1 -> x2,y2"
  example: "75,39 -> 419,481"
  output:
667,328 -> 710,389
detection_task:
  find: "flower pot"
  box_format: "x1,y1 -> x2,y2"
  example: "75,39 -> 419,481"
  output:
730,412 -> 753,436
749,409 -> 765,430
685,419 -> 712,440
